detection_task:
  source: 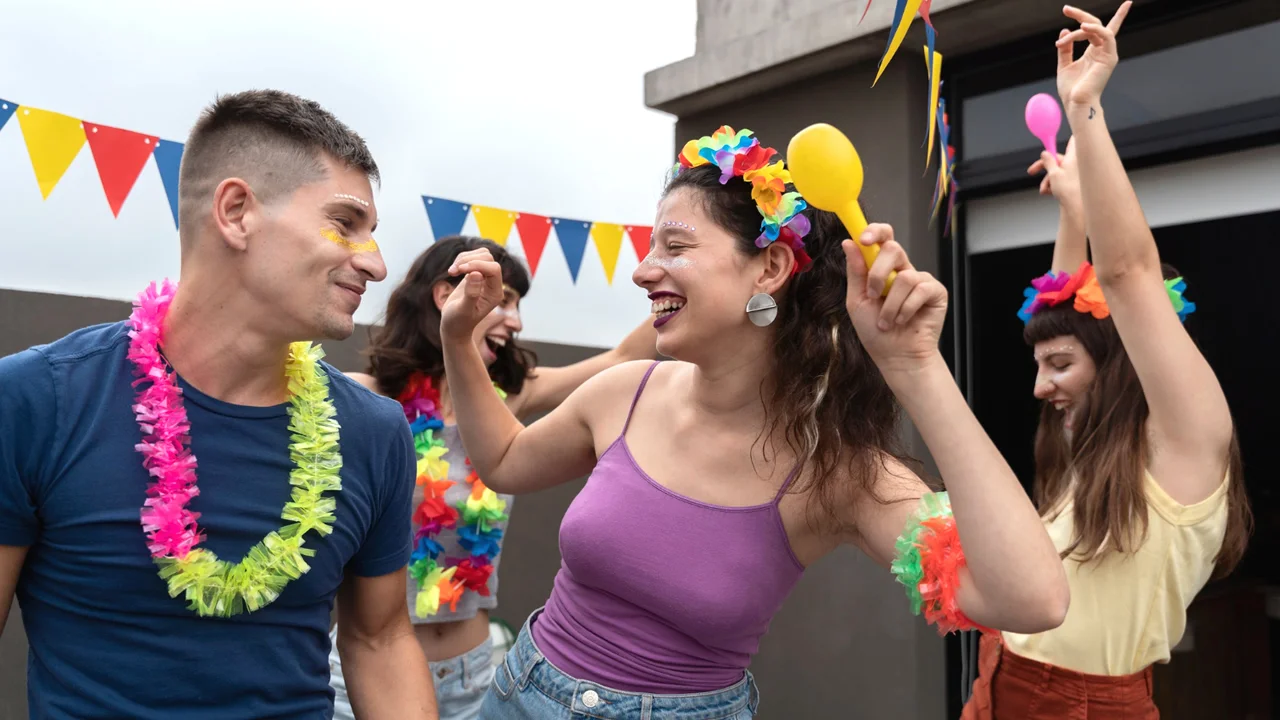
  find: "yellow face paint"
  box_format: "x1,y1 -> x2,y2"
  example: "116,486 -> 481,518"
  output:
320,228 -> 378,253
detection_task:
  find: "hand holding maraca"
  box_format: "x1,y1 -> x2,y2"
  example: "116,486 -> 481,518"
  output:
843,224 -> 948,375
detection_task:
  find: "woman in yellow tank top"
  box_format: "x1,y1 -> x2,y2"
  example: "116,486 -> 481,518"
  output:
962,4 -> 1252,718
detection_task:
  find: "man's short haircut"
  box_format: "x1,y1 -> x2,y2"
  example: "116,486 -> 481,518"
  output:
178,89 -> 379,236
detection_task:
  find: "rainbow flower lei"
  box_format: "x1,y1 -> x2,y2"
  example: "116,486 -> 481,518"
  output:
1017,261 -> 1197,324
398,373 -> 508,617
127,280 -> 343,617
890,492 -> 992,636
673,126 -> 813,274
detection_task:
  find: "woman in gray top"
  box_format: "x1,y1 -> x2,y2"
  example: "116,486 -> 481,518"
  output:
330,235 -> 656,720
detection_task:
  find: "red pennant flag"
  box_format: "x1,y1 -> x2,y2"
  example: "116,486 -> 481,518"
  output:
514,212 -> 553,277
627,225 -> 652,262
83,121 -> 159,217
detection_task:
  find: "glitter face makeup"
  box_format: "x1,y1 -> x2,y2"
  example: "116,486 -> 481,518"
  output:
489,284 -> 521,319
1034,344 -> 1075,361
661,220 -> 696,232
320,228 -> 378,253
334,193 -> 370,208
643,255 -> 693,270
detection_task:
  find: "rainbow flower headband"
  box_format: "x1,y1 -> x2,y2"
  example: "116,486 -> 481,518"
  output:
673,126 -> 813,273
1017,261 -> 1196,324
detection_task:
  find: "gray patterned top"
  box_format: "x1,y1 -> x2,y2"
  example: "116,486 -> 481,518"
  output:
406,424 -> 513,624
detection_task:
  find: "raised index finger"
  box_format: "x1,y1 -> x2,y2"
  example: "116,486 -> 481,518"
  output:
1107,0 -> 1132,35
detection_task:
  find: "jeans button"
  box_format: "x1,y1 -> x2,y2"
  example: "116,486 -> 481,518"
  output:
582,689 -> 600,708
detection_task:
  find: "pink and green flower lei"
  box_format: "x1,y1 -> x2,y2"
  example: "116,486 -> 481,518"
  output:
127,280 -> 343,617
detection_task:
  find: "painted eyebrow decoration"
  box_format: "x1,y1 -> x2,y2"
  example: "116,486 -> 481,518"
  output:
1034,344 -> 1076,360
334,193 -> 370,207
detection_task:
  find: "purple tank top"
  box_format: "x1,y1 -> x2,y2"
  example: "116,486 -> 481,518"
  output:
532,362 -> 805,693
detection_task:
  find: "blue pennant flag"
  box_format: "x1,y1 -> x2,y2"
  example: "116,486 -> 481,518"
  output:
152,140 -> 184,230
552,217 -> 592,283
422,196 -> 471,241
0,99 -> 15,133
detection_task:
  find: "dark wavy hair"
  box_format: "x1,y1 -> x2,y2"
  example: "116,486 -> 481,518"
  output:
1023,266 -> 1251,577
365,235 -> 537,399
663,164 -> 914,533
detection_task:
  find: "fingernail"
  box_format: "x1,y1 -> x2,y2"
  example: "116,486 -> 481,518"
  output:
860,231 -> 874,243
878,319 -> 891,331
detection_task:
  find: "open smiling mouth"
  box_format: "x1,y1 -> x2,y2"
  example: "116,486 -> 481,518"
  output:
485,336 -> 508,355
651,298 -> 685,328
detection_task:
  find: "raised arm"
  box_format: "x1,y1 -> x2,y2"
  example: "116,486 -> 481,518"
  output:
507,318 -> 656,419
1059,1 -> 1232,502
439,248 -> 602,494
844,226 -> 1069,633
1028,136 -> 1088,272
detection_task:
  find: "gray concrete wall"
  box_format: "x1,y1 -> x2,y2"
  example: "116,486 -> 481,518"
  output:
673,54 -> 949,718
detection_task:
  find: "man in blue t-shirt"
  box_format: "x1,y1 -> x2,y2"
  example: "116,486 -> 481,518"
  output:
0,90 -> 437,719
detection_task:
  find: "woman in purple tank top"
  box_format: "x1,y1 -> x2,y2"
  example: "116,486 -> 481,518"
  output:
439,128 -> 1071,719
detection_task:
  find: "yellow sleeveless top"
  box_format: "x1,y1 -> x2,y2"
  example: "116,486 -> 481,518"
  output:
1002,471 -> 1229,675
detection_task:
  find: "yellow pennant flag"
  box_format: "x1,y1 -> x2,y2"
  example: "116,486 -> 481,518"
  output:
924,46 -> 943,170
471,205 -> 517,246
16,107 -> 87,199
873,0 -> 926,86
591,222 -> 625,284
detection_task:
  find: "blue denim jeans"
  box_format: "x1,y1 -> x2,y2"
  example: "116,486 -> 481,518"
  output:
330,626 -> 494,720
480,610 -> 760,719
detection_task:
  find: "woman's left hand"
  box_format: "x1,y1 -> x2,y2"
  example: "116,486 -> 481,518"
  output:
843,224 -> 948,373
1056,1 -> 1130,109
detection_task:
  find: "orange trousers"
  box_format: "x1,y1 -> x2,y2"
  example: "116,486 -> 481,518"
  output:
961,633 -> 1159,720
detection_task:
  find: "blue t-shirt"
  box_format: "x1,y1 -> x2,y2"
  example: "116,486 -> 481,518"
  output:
0,321 -> 415,719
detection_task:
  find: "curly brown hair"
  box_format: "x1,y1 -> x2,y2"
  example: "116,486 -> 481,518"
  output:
663,163 -> 914,533
1024,271 -> 1251,577
365,236 -> 537,399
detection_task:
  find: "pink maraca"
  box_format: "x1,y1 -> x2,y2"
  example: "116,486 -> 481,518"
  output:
1024,93 -> 1061,158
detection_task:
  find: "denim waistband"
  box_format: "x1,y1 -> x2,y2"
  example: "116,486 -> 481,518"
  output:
430,634 -> 493,679
497,608 -> 760,719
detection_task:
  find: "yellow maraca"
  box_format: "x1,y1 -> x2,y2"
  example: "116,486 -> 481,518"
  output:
787,123 -> 895,294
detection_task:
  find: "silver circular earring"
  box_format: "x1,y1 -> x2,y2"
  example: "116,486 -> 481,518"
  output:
746,293 -> 778,327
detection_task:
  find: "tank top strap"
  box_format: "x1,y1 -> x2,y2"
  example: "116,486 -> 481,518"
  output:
772,459 -> 804,505
621,361 -> 662,435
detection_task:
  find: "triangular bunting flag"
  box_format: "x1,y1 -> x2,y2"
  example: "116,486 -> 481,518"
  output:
590,222 -> 625,284
873,0 -> 925,86
83,121 -> 160,217
0,99 -> 16,133
923,41 -> 942,170
153,140 -> 183,230
627,225 -> 652,263
422,196 -> 471,241
514,212 -> 552,277
16,106 -> 87,199
552,217 -> 592,283
471,205 -> 517,246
